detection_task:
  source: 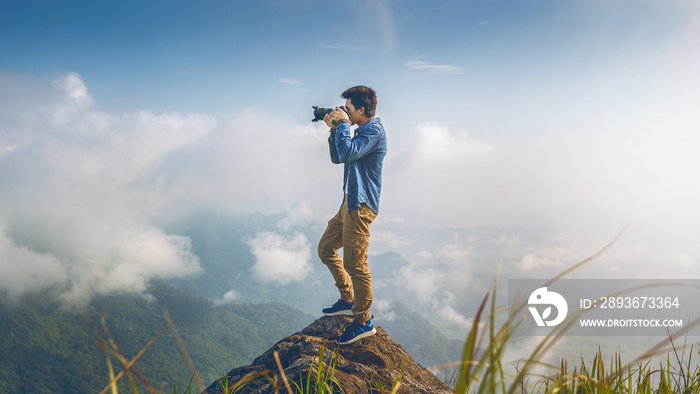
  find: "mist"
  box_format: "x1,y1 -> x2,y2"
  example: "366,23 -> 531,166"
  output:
1,66 -> 699,309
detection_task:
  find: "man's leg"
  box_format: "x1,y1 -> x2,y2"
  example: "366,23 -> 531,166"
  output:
342,203 -> 377,323
318,199 -> 353,302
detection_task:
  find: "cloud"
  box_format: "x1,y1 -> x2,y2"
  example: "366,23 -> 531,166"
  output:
373,299 -> 396,322
51,72 -> 93,123
440,243 -> 473,262
278,78 -> 302,86
396,245 -> 474,306
247,231 -> 312,284
408,123 -> 494,163
399,263 -> 441,302
0,71 -> 210,305
4,58 -> 697,312
0,68 -> 338,305
0,228 -> 67,301
147,108 -> 336,217
438,305 -> 471,328
385,123 -> 499,219
213,290 -> 238,305
406,60 -> 466,75
433,291 -> 472,328
371,230 -> 412,250
518,250 -> 566,272
276,201 -> 322,232
495,234 -> 523,250
417,250 -> 433,258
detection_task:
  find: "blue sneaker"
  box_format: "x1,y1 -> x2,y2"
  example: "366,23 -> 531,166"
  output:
336,319 -> 377,345
322,299 -> 354,316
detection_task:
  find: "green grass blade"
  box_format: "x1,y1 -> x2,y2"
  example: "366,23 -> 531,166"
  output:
455,292 -> 489,393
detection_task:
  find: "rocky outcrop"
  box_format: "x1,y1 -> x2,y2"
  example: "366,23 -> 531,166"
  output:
205,315 -> 453,393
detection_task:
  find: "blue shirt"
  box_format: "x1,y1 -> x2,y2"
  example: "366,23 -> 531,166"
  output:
328,117 -> 387,214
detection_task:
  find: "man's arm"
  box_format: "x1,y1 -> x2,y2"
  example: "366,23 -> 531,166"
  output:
327,128 -> 341,164
324,112 -> 342,164
335,122 -> 382,163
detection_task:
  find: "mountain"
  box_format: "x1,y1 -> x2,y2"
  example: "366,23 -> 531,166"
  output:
205,315 -> 453,394
0,281 -> 314,393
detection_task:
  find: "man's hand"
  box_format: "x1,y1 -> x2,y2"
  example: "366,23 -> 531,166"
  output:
323,112 -> 335,129
333,106 -> 350,123
324,107 -> 350,129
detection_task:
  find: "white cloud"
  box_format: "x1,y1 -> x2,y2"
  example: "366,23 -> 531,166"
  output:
373,299 -> 396,322
371,230 -> 412,249
148,109 -> 336,217
397,249 -> 473,306
278,78 -> 302,86
276,201 -> 321,232
50,72 -> 93,124
399,263 -> 441,302
213,290 -> 238,305
433,291 -> 472,328
438,305 -> 471,328
518,251 -> 566,272
409,123 -> 494,163
247,231 -> 312,284
440,243 -> 472,262
385,123 -> 499,224
677,254 -> 694,267
0,229 -> 67,300
417,250 -> 433,258
0,71 -> 209,305
495,234 -> 523,250
406,60 -> 466,75
4,60 -> 698,310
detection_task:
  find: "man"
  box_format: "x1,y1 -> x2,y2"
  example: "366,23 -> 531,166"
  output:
318,85 -> 387,345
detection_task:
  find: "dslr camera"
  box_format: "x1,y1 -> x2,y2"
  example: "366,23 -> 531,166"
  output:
312,106 -> 349,126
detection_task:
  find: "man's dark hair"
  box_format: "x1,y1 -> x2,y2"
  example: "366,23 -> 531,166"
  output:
341,85 -> 377,118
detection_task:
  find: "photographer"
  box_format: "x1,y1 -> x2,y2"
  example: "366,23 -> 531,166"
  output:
317,85 -> 387,345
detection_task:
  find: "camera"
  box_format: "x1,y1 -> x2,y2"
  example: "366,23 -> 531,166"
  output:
312,106 -> 349,126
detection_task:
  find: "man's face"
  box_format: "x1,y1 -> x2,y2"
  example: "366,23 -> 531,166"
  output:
344,98 -> 364,125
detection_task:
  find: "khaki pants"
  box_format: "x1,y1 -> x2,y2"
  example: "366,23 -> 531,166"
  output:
318,196 -> 377,322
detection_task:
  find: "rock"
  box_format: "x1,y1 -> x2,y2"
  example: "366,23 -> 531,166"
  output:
205,315 -> 453,393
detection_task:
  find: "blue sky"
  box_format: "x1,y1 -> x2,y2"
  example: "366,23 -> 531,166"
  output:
3,0 -> 690,117
1,0 -> 700,302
